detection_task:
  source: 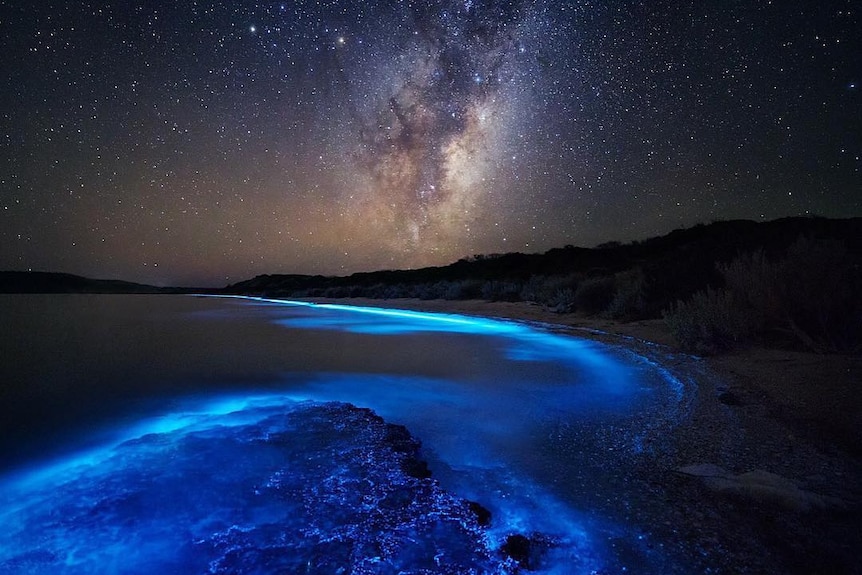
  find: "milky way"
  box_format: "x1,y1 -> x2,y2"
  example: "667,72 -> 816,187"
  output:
0,1 -> 859,285
310,2 -> 538,265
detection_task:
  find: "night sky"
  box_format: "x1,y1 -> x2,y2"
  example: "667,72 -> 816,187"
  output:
1,1 -> 859,287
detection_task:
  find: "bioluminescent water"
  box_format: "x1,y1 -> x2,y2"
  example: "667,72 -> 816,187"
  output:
0,295 -> 690,574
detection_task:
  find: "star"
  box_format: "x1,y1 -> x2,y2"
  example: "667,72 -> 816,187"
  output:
0,0 -> 857,285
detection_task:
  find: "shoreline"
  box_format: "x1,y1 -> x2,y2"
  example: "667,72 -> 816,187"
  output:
302,297 -> 861,453
299,296 -> 861,573
6,293 -> 857,572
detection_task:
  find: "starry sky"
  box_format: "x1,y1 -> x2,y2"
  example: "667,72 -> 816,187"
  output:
1,1 -> 859,287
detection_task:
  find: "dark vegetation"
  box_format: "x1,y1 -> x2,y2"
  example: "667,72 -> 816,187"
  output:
225,217 -> 862,354
663,236 -> 861,354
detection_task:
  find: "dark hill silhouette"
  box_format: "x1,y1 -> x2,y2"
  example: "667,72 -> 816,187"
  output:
225,216 -> 862,316
0,271 -> 182,294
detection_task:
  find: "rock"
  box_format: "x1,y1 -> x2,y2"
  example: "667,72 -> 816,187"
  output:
382,422 -> 417,453
467,500 -> 492,526
383,422 -> 433,478
501,534 -> 532,569
499,532 -> 559,570
400,455 -> 432,479
675,463 -> 846,511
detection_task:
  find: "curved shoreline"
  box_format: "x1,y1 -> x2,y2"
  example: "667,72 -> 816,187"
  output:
2,293 -> 858,573
296,297 -> 861,574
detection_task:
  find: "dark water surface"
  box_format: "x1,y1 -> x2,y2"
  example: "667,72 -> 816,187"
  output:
0,294 -> 688,574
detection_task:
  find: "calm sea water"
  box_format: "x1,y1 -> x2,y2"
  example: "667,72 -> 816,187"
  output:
0,294 -> 688,574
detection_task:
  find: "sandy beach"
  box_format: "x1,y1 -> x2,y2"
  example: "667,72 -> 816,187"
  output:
304,297 -> 862,574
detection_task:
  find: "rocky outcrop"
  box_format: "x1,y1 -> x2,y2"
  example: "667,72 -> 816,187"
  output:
0,400 -> 549,575
198,402 -> 546,574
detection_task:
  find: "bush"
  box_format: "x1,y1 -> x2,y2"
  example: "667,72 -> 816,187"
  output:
520,274 -> 578,312
663,287 -> 755,354
322,286 -> 351,298
480,280 -> 522,302
546,287 -> 576,313
407,279 -> 486,300
574,276 -> 615,315
519,275 -> 548,304
412,282 -> 441,300
605,268 -> 648,320
665,236 -> 862,353
444,279 -> 483,300
777,237 -> 860,352
718,249 -> 780,330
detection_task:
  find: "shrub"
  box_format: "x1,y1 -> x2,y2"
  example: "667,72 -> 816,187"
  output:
480,280 -> 522,302
666,236 -> 861,354
364,283 -> 410,299
363,283 -> 387,298
519,275 -> 548,303
718,248 -> 780,330
574,276 -> 615,315
412,282 -> 441,300
520,274 -> 578,311
445,279 -> 483,300
322,286 -> 351,298
777,237 -> 859,352
605,268 -> 648,320
663,287 -> 755,354
546,287 -> 576,313
386,284 -> 411,298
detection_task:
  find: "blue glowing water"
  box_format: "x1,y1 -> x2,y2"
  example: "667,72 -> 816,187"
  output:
0,295 -> 688,574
